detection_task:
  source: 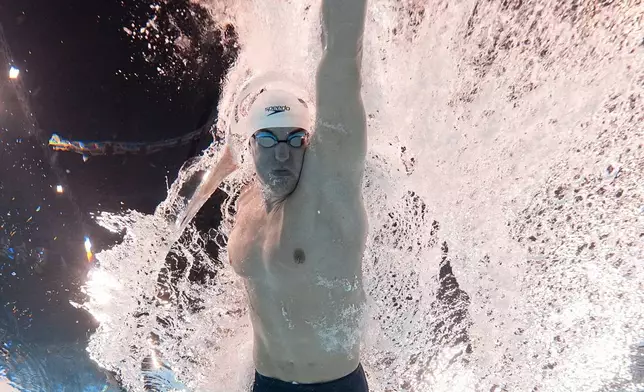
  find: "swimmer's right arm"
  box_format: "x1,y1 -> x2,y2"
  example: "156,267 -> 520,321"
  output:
197,145 -> 237,196
196,145 -> 237,194
176,145 -> 237,230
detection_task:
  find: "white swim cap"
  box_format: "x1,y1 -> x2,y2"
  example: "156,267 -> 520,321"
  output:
245,89 -> 311,135
225,80 -> 313,166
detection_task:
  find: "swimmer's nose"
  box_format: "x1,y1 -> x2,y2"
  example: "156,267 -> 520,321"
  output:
274,142 -> 290,162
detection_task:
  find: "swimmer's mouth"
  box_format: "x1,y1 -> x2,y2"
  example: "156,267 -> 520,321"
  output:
272,169 -> 291,176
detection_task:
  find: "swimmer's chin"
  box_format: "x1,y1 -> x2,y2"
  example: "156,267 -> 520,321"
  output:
266,172 -> 297,187
258,176 -> 299,203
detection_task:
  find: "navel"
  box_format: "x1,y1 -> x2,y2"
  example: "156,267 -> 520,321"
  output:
293,248 -> 306,264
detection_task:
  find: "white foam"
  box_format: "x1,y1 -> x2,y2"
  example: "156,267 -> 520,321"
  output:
84,0 -> 644,391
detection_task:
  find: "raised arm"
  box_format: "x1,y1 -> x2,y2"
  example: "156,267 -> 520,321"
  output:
311,0 -> 368,185
321,0 -> 367,59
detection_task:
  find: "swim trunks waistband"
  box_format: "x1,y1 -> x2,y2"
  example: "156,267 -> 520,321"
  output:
252,364 -> 369,392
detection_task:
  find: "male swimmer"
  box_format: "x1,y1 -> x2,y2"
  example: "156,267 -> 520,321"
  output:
196,0 -> 369,390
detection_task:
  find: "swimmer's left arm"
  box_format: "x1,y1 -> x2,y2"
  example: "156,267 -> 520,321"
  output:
314,0 -> 368,184
320,0 -> 367,58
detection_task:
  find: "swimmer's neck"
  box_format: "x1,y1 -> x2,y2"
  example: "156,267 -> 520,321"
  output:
252,182 -> 288,214
263,192 -> 287,215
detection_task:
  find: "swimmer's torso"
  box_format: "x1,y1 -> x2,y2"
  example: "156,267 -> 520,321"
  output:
227,172 -> 367,383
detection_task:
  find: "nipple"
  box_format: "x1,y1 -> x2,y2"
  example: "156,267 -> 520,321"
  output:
293,248 -> 306,264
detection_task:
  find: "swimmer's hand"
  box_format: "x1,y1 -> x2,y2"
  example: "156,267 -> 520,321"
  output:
321,0 -> 367,56
176,145 -> 237,231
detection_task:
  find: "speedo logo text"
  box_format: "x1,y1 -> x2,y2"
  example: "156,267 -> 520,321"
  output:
265,106 -> 291,116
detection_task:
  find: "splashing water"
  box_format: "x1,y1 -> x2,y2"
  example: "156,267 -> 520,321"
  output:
83,0 -> 644,391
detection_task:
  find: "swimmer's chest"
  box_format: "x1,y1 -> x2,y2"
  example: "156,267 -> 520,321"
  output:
227,190 -> 364,281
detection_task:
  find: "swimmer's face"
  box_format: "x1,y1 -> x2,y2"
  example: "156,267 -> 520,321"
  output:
250,127 -> 308,198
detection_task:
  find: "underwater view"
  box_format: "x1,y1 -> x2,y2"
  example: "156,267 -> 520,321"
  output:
1,0 -> 643,391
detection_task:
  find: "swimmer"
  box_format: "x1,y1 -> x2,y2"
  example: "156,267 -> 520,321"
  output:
197,0 -> 369,390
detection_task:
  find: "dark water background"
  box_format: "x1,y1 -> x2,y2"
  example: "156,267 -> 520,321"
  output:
0,0 -> 236,390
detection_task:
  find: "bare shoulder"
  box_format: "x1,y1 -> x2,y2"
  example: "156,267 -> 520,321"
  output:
232,183 -> 262,231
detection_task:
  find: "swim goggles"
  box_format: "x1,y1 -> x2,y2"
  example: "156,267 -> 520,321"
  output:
252,129 -> 308,148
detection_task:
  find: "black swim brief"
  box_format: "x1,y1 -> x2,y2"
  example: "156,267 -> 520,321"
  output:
252,364 -> 369,392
